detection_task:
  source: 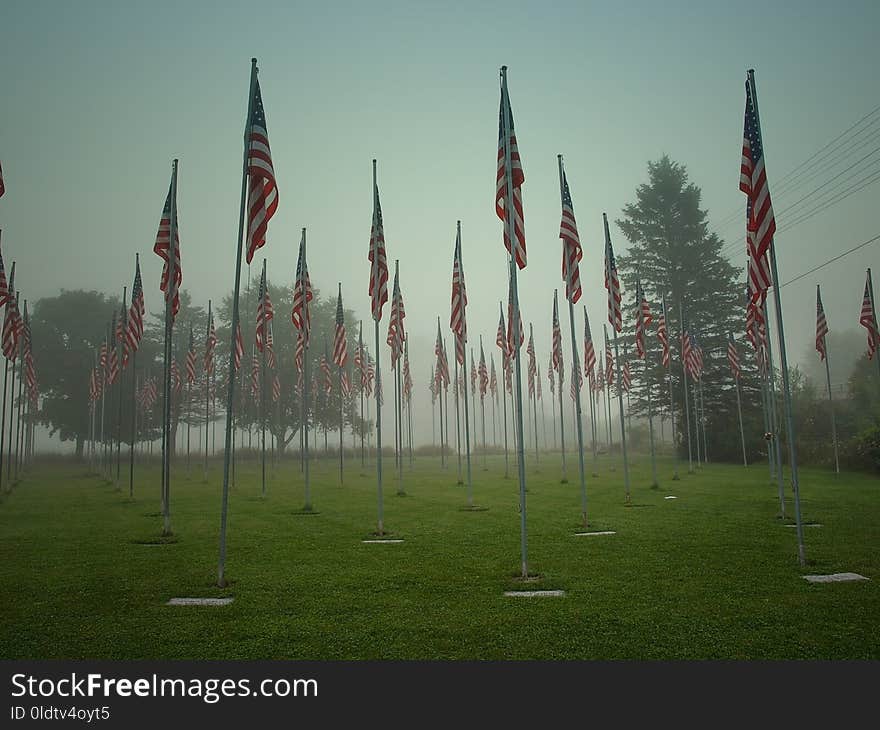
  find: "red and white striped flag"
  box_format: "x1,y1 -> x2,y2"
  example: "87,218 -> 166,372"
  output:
0,243 -> 9,309
387,265 -> 406,367
506,265 -> 523,356
583,307 -> 596,378
478,341 -> 488,399
547,356 -> 554,395
526,331 -> 536,398
125,255 -> 145,355
291,229 -> 313,345
272,373 -> 281,402
603,214 -> 622,333
622,360 -> 632,392
859,272 -> 878,360
470,350 -> 477,397
450,226 -> 468,366
233,322 -> 244,371
657,298 -> 670,367
171,360 -> 182,398
105,312 -> 119,383
204,311 -> 217,375
365,351 -> 375,397
342,369 -> 353,399
255,265 -> 274,352
740,75 -> 776,265
551,291 -> 563,379
815,284 -> 829,361
635,280 -> 652,359
496,71 -> 526,269
250,350 -> 260,399
368,168 -> 389,322
265,323 -> 276,370
186,326 -> 197,384
728,333 -> 740,379
604,345 -> 614,387
333,284 -> 348,367
490,355 -> 498,398
558,165 -> 582,303
435,320 -> 450,388
245,77 -> 278,265
0,160 -> 5,199
403,342 -> 412,400
321,350 -> 332,395
152,169 -> 181,321
117,302 -> 129,369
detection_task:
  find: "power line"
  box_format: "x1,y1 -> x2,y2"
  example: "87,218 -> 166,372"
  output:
777,168 -> 880,233
779,233 -> 880,288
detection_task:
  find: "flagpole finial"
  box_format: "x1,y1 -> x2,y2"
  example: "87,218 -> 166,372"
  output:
557,154 -> 562,162
251,57 -> 257,64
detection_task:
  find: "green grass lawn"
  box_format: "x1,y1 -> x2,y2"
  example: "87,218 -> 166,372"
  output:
0,450 -> 877,659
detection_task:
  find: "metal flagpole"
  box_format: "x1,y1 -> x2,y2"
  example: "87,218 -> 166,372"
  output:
431,368 -> 436,446
646,356 -> 658,488
14,317 -> 24,483
748,69 -> 805,565
584,307 -> 598,477
359,322 -> 365,469
735,366 -> 748,467
692,376 -> 701,467
663,296 -> 679,480
698,374 -> 708,463
501,352 -> 510,479
160,159 -> 178,537
550,366 -> 557,450
819,313 -> 839,475
217,59 -> 257,588
260,261 -> 267,497
679,300 -> 694,474
460,339 -> 473,506
480,336 -> 488,471
760,366 -> 773,479
204,300 -> 211,481
115,288 -> 126,489
395,345 -> 404,495
537,365 -> 546,453
302,233 -> 312,511
868,268 -> 880,382
452,342 -> 462,484
492,360 -> 498,448
130,350 -> 137,496
370,161 -> 385,534
764,292 -> 786,517
100,322 -> 107,480
607,320 -> 631,504
528,326 -> 538,465
339,363 -> 344,485
500,66 -> 529,577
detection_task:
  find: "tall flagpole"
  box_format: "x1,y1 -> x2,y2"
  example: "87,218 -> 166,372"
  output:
550,365 -> 557,450
764,310 -> 785,515
370,161 -> 386,534
662,296 -> 679,480
868,268 -> 880,381
584,307 -> 598,477
679,300 -> 694,474
457,223 -> 473,506
359,321 -> 365,469
204,300 -> 211,481
301,233 -> 312,511
501,66 -> 528,577
452,343 -> 462,484
115,287 -> 127,489
748,69 -> 805,565
733,339 -> 748,467
14,309 -> 24,484
557,155 -> 588,521
607,321 -> 631,504
217,59 -> 257,588
129,349 -> 137,496
501,353 -> 510,479
818,288 -> 839,474
646,355 -> 658,488
260,260 -> 268,497
160,159 -> 178,537
698,374 -> 708,463
528,326 -> 538,464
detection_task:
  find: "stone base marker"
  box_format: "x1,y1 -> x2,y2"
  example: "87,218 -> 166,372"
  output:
786,523 -> 822,528
362,539 -> 404,544
664,496 -> 677,500
802,573 -> 869,584
574,530 -> 616,536
503,590 -> 566,597
167,598 -> 234,606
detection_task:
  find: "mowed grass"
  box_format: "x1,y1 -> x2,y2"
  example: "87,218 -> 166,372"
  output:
0,449 -> 878,660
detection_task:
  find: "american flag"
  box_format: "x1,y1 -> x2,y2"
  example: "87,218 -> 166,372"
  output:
365,351 -> 375,397
171,360 -> 182,399
250,348 -> 260,399
490,355 -> 498,398
435,320 -> 450,387
99,339 -> 108,380
374,358 -> 382,406
117,302 -> 129,369
294,328 -> 305,376
272,373 -> 281,402
693,333 -> 704,377
496,71 -> 526,269
740,75 -> 776,264
186,326 -> 197,384
368,170 -> 389,322
657,298 -> 670,367
496,304 -> 507,357
233,322 -> 244,371
255,265 -> 274,352
23,304 -> 37,401
245,78 -> 278,265
635,280 -> 652,359
526,331 -> 536,398
859,272 -> 878,359
0,160 -> 4,199
746,205 -> 772,303
816,284 -> 829,361
558,166 -> 582,303
265,322 -> 276,369
152,170 -> 181,321
321,349 -> 332,395
125,255 -> 145,355
504,352 -> 512,395
342,369 -> 353,399
728,333 -> 741,379
551,291 -> 563,377
1,265 -> 19,361
450,227 -> 468,364
595,363 -> 604,393
536,364 -> 542,401
429,366 -> 437,402
470,350 -> 477,397
506,265 -> 524,355
333,284 -> 348,367
204,310 -> 217,375
603,214 -> 622,332
583,306 -> 596,378
403,341 -> 412,400
478,341 -> 488,399
355,329 -> 365,389
570,362 -> 582,402
547,356 -> 554,395
386,264 -> 406,367
745,285 -> 760,351
622,360 -> 632,392
684,332 -> 700,380
291,229 -> 313,345
604,345 -> 614,387
106,312 -> 119,384
89,367 -> 99,403
0,244 -> 10,308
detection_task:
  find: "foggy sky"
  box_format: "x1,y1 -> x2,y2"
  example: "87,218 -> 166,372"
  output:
2,0 -> 878,450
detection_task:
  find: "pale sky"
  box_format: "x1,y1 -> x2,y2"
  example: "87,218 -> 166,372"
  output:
2,0 -> 879,446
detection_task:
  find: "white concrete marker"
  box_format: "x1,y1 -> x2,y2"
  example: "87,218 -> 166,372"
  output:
574,530 -> 616,536
362,539 -> 404,544
786,523 -> 822,528
167,598 -> 234,606
664,496 -> 677,500
503,590 -> 566,597
802,573 -> 869,584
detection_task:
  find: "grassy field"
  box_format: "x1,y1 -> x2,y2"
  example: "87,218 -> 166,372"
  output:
0,450 -> 878,660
